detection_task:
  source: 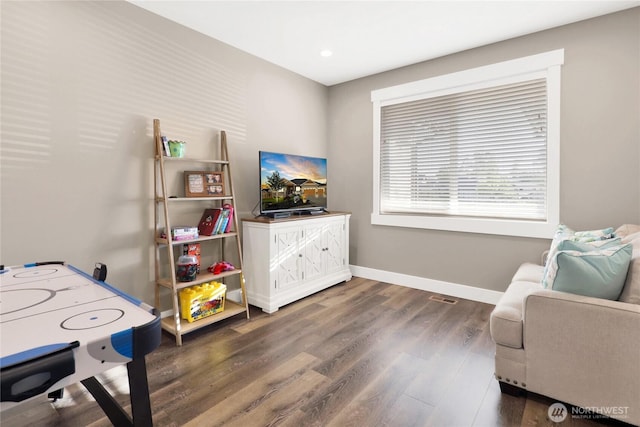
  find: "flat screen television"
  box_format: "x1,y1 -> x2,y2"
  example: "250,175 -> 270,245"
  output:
259,151 -> 327,217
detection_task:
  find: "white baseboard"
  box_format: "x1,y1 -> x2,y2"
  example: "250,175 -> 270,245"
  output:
349,265 -> 503,305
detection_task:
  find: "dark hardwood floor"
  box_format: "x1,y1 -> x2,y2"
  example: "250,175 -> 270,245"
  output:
1,277 -> 622,426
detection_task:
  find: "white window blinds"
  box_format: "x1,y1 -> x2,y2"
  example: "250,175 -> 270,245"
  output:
371,50 -> 563,237
379,78 -> 548,221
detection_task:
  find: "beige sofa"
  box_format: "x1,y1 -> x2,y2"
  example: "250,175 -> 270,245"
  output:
490,224 -> 640,426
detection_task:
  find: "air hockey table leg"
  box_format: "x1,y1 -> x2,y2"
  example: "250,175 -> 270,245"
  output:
80,356 -> 153,427
127,356 -> 153,426
81,376 -> 134,426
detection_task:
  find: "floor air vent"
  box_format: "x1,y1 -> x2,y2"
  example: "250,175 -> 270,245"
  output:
429,295 -> 458,304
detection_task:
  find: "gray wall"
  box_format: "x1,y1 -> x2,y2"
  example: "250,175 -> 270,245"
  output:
0,1 -> 328,301
328,8 -> 640,292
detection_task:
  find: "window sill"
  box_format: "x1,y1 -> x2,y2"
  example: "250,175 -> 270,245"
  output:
370,212 -> 557,239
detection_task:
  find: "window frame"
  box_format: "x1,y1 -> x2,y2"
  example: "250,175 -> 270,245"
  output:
371,49 -> 564,239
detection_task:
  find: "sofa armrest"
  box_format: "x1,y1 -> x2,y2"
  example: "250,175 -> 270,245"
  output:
525,288 -> 640,320
523,289 -> 640,425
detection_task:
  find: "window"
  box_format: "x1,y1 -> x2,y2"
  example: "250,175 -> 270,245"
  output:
371,50 -> 564,238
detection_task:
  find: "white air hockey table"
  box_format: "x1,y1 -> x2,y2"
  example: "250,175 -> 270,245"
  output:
0,262 -> 161,426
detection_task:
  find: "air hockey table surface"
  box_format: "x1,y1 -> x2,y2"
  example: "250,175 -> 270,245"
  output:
0,262 -> 160,426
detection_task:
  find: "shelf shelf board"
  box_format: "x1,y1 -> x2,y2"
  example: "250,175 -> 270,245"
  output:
157,268 -> 244,290
160,300 -> 247,336
155,156 -> 230,165
156,232 -> 239,246
156,195 -> 234,203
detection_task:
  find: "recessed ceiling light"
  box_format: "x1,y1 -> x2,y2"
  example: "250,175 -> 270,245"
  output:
320,49 -> 333,57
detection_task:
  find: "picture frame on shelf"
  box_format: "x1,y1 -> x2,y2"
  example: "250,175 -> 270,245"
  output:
184,171 -> 224,197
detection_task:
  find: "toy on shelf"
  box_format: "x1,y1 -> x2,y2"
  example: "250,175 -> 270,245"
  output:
179,282 -> 226,322
207,261 -> 235,275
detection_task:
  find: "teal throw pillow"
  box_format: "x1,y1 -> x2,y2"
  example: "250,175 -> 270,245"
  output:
542,236 -> 621,288
544,244 -> 633,300
542,224 -> 618,288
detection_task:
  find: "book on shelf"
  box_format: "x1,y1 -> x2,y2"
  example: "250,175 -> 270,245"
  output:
223,203 -> 234,233
161,135 -> 171,157
215,208 -> 230,234
197,208 -> 222,236
197,205 -> 234,236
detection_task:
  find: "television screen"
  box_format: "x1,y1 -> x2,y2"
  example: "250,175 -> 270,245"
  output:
260,151 -> 327,216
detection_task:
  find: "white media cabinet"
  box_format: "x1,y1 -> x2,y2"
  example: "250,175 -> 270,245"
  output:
242,212 -> 352,313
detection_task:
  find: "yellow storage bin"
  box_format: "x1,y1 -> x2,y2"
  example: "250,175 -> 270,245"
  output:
179,281 -> 226,323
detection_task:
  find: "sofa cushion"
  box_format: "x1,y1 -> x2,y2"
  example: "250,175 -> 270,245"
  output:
491,264 -> 544,349
616,225 -> 640,304
512,262 -> 546,283
616,224 -> 640,237
543,244 -> 632,300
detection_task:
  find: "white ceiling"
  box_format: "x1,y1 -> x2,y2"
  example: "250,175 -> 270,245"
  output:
130,1 -> 639,86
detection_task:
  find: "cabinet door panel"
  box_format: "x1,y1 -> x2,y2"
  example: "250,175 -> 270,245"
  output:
324,221 -> 345,273
272,227 -> 301,290
303,223 -> 324,282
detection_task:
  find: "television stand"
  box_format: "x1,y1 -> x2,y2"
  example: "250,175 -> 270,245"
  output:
242,212 -> 352,313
